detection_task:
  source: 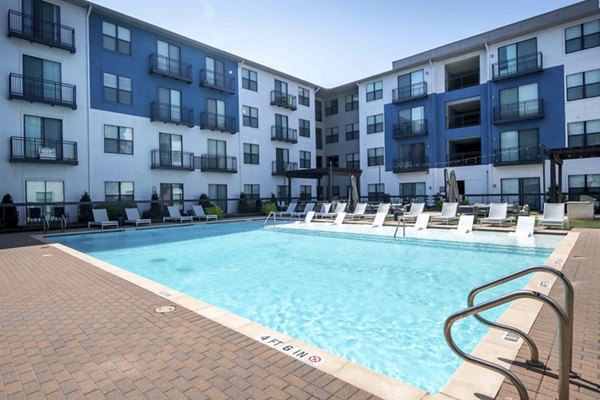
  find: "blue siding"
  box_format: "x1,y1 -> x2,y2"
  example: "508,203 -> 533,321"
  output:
89,11 -> 239,129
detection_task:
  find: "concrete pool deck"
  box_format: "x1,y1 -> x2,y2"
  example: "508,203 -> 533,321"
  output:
0,224 -> 599,399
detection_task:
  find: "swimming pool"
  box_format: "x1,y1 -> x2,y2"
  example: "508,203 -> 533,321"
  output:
51,222 -> 561,393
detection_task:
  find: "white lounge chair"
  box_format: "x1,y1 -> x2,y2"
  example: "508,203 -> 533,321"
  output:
125,208 -> 151,226
371,203 -> 391,227
314,203 -> 332,217
88,209 -> 119,229
191,205 -> 217,221
399,202 -> 425,223
291,202 -> 315,218
316,202 -> 347,218
414,213 -> 430,230
163,206 -> 193,223
538,203 -> 569,229
509,216 -> 536,237
455,215 -> 474,234
480,203 -> 513,226
347,203 -> 367,219
332,212 -> 346,225
302,211 -> 315,223
430,202 -> 460,224
275,202 -> 297,218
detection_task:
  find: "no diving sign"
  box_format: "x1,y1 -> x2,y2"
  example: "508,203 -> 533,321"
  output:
259,335 -> 323,365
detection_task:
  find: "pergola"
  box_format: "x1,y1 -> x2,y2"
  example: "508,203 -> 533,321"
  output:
284,167 -> 362,202
546,145 -> 600,202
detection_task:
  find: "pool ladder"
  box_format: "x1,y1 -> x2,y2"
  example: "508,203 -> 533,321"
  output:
264,211 -> 277,226
444,265 -> 575,400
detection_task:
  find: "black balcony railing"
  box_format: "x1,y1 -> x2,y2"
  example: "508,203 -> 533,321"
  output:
272,161 -> 298,175
10,136 -> 77,165
199,154 -> 237,173
492,52 -> 543,81
150,149 -> 194,170
271,126 -> 298,143
393,119 -> 428,138
346,161 -> 360,169
270,91 -> 297,110
199,69 -> 236,94
9,73 -> 76,109
494,99 -> 544,123
448,151 -> 482,166
493,146 -> 543,166
149,54 -> 192,83
392,82 -> 428,103
8,10 -> 76,53
200,112 -> 237,133
446,71 -> 480,91
150,102 -> 194,127
392,156 -> 429,173
447,111 -> 481,129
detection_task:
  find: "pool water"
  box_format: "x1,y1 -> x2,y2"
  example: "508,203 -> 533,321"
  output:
52,222 -> 559,393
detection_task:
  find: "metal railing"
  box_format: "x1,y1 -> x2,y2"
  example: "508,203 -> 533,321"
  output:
448,151 -> 482,166
447,110 -> 481,129
271,126 -> 298,143
200,112 -> 237,133
264,211 -> 278,226
494,99 -> 544,123
392,82 -> 428,103
445,265 -> 575,400
492,52 -> 543,81
272,161 -> 298,175
446,70 -> 479,91
150,102 -> 194,127
9,73 -> 77,109
8,10 -> 76,53
392,157 -> 429,173
149,53 -> 192,83
393,119 -> 428,138
493,145 -> 544,166
270,91 -> 297,110
199,69 -> 236,93
199,154 -> 237,173
150,149 -> 195,170
10,136 -> 78,164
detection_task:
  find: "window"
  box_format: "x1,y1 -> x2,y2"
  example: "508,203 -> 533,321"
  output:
331,186 -> 340,198
345,93 -> 358,111
316,127 -> 323,149
208,138 -> 227,157
205,56 -> 225,87
22,0 -> 61,43
243,143 -> 259,164
367,114 -> 384,134
105,181 -> 134,202
26,181 -> 64,205
275,148 -> 290,171
159,132 -> 183,167
567,69 -> 600,101
300,185 -> 312,199
242,105 -> 259,128
325,99 -> 338,116
160,183 -> 184,210
244,184 -> 260,199
103,73 -> 131,104
398,106 -> 426,135
499,129 -> 539,163
346,152 -> 359,169
399,182 -> 426,202
366,80 -> 383,102
397,70 -> 425,99
568,174 -> 600,201
325,127 -> 339,144
242,68 -> 257,91
497,38 -> 537,76
299,119 -> 310,137
104,125 -> 133,155
22,55 -> 61,100
102,21 -> 131,55
568,119 -> 600,147
327,155 -> 339,168
276,185 -> 288,200
209,184 -> 228,212
499,83 -> 539,118
398,143 -> 426,169
24,115 -> 62,159
158,87 -> 181,120
275,79 -> 288,95
298,87 -> 310,106
300,150 -> 311,168
156,40 -> 180,74
367,147 -> 384,166
315,100 -> 323,121
346,123 -> 359,141
368,183 -> 385,202
501,177 -> 540,209
565,19 -> 600,53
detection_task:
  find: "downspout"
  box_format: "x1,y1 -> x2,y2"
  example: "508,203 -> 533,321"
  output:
429,59 -> 435,198
86,4 -> 92,196
237,59 -> 244,198
355,81 -> 361,200
485,42 -> 492,202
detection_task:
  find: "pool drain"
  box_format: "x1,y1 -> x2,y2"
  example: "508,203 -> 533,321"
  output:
155,305 -> 176,313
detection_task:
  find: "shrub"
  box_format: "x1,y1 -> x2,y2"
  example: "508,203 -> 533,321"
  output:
78,191 -> 93,223
238,193 -> 260,214
199,193 -> 211,208
95,201 -> 136,220
205,205 -> 223,219
1,193 -> 18,228
142,191 -> 162,220
262,202 -> 277,215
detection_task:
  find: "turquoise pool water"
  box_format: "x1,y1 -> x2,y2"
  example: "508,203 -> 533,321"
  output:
51,222 -> 559,393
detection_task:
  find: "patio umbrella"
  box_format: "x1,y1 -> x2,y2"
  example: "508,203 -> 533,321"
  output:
348,175 -> 359,209
447,169 -> 459,203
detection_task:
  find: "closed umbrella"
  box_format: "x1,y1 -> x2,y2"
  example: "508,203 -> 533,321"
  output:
447,170 -> 459,203
348,175 -> 359,209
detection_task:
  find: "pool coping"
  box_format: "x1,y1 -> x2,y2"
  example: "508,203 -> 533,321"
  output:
41,223 -> 579,400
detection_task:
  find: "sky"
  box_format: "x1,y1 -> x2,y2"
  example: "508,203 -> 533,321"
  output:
91,0 -> 584,87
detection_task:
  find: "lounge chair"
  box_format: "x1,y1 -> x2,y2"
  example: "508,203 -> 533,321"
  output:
275,202 -> 297,217
414,213 -> 430,230
316,202 -> 347,218
455,215 -> 474,234
332,212 -> 347,225
399,202 -> 425,223
302,211 -> 315,223
480,203 -> 513,226
191,205 -> 217,221
314,203 -> 332,217
509,216 -> 536,237
538,203 -> 569,229
291,202 -> 315,218
347,203 -> 367,219
430,202 -> 459,224
125,208 -> 151,226
88,209 -> 119,229
371,203 -> 391,227
163,206 -> 193,223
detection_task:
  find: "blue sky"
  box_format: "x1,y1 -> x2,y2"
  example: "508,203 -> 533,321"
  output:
92,0 -> 582,87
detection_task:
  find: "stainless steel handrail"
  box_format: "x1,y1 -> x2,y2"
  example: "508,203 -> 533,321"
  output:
263,211 -> 277,226
393,217 -> 406,238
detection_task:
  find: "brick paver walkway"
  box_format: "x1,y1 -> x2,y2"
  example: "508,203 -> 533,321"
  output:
496,229 -> 600,400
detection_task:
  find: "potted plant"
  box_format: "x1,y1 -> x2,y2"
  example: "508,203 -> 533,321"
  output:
78,191 -> 93,223
1,193 -> 18,228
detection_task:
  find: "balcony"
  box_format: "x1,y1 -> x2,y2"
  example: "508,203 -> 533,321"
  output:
448,151 -> 482,167
149,54 -> 192,83
447,111 -> 481,129
492,52 -> 543,81
392,157 -> 429,173
393,119 -> 428,138
447,71 -> 479,91
494,99 -> 544,124
10,136 -> 78,165
493,146 -> 543,166
346,161 -> 360,169
9,73 -> 76,109
199,70 -> 236,94
200,112 -> 237,133
150,102 -> 194,127
272,161 -> 298,176
271,126 -> 298,143
270,91 -> 297,110
199,155 -> 237,173
8,10 -> 76,53
392,82 -> 428,103
150,149 -> 194,170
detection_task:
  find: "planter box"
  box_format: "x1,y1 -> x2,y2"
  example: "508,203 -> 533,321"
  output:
567,201 -> 594,220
